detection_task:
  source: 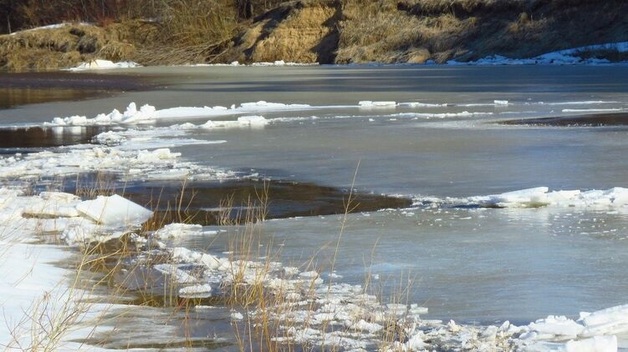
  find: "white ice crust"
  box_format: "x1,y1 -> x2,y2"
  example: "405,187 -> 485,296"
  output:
45,101 -> 311,126
76,194 -> 152,225
67,59 -> 140,71
416,186 -> 628,211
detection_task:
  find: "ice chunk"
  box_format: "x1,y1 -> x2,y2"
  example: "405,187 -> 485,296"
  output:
347,319 -> 383,333
60,222 -> 100,245
405,332 -> 428,350
153,223 -> 204,239
76,194 -> 152,226
94,131 -> 126,146
472,187 -> 550,208
153,264 -> 197,284
179,284 -> 212,298
68,59 -> 140,71
359,100 -> 397,108
118,102 -> 156,124
527,315 -> 584,340
565,335 -> 617,352
22,192 -> 81,218
170,247 -> 223,270
580,304 -> 628,337
237,115 -> 268,127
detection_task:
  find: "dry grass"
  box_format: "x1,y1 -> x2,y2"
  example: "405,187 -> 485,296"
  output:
336,0 -> 627,63
134,0 -> 239,65
0,21 -> 153,71
1,0 -> 626,69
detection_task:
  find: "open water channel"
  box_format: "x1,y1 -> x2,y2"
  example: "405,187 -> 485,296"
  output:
1,64 -> 628,345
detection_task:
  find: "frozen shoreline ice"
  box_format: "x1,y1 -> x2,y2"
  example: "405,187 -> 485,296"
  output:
2,186 -> 628,350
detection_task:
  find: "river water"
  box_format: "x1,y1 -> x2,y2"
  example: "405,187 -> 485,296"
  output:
2,64 -> 628,328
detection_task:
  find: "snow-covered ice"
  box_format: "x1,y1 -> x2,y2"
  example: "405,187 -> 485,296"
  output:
449,41 -> 628,65
76,194 -> 153,226
67,59 -> 140,71
44,101 -> 312,126
415,186 -> 628,211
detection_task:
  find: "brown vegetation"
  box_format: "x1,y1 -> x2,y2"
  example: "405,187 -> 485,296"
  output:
0,0 -> 627,71
0,21 -> 156,71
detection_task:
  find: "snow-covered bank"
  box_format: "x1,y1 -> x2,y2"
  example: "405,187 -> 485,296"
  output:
66,41 -> 628,73
449,42 -> 628,66
0,188 -> 154,350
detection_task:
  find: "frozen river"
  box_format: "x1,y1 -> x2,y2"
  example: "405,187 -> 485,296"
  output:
151,64 -> 628,323
2,64 -> 628,347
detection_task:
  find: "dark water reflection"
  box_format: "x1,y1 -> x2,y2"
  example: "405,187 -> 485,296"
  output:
502,112 -> 628,126
0,126 -> 104,152
0,87 -> 100,109
0,71 -> 156,109
60,174 -> 412,225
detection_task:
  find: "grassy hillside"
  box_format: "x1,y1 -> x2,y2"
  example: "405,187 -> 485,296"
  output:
0,0 -> 626,71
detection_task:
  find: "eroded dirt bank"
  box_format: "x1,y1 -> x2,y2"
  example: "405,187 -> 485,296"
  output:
1,0 -> 627,71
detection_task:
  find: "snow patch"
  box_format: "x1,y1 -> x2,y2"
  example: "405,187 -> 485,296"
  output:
68,59 -> 140,71
450,41 -> 628,65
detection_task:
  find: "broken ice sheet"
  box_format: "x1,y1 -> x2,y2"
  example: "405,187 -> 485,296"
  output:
76,194 -> 152,226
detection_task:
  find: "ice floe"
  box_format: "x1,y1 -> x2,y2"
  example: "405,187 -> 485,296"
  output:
416,186 -> 628,210
76,194 -> 152,226
45,101 -> 313,126
67,59 -> 141,71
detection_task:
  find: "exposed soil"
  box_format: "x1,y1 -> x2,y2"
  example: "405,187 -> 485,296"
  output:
1,0 -> 626,70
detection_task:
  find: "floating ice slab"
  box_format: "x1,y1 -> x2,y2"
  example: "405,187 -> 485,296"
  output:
179,284 -> 213,298
76,194 -> 152,226
45,101 -> 312,126
580,304 -> 628,337
68,59 -> 140,71
359,100 -> 397,108
419,187 -> 628,210
566,335 -> 617,352
471,186 -> 551,207
153,223 -> 214,239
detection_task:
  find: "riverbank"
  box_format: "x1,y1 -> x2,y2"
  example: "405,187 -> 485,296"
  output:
1,0 -> 627,71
